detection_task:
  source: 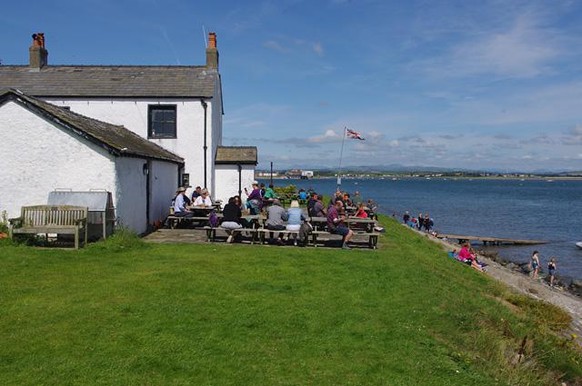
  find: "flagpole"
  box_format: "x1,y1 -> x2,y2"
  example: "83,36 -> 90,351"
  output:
337,127 -> 347,189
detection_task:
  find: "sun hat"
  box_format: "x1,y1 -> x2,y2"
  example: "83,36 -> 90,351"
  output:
177,187 -> 186,192
290,200 -> 299,208
252,180 -> 259,185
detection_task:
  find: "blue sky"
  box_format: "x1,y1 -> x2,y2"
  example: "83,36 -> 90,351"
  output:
2,0 -> 582,172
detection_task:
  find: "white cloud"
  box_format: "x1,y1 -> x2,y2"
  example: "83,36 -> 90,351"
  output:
308,129 -> 341,143
414,12 -> 565,79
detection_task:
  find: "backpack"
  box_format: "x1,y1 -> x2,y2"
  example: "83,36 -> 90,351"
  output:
209,211 -> 220,228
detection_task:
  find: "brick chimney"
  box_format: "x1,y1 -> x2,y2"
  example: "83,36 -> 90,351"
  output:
29,33 -> 48,70
206,32 -> 219,69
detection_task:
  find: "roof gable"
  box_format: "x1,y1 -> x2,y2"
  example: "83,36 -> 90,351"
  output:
0,65 -> 218,98
215,146 -> 258,165
0,89 -> 184,164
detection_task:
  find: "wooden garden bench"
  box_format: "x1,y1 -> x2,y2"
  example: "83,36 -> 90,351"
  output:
9,205 -> 88,249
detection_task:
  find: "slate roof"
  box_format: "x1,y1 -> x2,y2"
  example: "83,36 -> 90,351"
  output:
0,66 -> 218,98
0,88 -> 184,164
215,146 -> 258,165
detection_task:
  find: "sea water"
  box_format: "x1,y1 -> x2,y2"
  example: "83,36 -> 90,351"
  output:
261,177 -> 582,282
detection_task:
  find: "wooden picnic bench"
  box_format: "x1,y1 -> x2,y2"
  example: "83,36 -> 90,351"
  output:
309,230 -> 381,249
9,205 -> 88,249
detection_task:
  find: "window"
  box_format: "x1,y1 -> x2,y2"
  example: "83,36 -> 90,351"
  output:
148,105 -> 177,138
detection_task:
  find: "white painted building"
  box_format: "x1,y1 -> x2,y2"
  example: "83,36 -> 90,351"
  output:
0,89 -> 183,234
0,33 -> 257,234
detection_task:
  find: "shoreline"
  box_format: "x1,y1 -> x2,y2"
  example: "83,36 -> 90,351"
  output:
262,176 -> 582,181
414,226 -> 582,346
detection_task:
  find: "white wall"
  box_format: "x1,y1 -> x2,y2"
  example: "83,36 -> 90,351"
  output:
0,101 -> 117,219
214,165 -> 255,206
149,160 -> 179,226
0,100 -> 180,235
114,157 -> 149,234
44,98 -> 218,193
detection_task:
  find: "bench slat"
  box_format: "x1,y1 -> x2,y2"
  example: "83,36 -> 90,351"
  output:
10,205 -> 88,249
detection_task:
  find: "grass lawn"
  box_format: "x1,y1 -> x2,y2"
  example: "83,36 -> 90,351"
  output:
0,218 -> 580,385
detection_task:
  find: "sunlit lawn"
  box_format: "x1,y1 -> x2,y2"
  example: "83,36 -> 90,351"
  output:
0,219 -> 580,385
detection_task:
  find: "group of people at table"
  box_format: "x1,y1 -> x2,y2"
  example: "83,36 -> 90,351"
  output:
172,181 -> 377,249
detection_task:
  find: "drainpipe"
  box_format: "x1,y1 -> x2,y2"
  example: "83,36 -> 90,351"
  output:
201,99 -> 208,189
238,164 -> 242,197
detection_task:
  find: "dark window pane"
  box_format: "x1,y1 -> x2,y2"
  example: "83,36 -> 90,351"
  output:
148,105 -> 177,138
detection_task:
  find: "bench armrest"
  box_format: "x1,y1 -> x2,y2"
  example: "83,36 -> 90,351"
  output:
75,218 -> 87,227
8,217 -> 23,228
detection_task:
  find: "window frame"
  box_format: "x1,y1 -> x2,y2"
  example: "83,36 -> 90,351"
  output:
148,104 -> 177,139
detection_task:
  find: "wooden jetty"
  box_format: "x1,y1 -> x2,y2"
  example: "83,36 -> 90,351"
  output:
436,234 -> 547,246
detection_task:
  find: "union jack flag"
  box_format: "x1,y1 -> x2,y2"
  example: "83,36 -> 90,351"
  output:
346,128 -> 365,140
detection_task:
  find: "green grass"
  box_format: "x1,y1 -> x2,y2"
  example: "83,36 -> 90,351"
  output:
0,218 -> 580,385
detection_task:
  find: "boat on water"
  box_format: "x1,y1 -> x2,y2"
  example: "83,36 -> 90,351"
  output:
576,242 -> 582,249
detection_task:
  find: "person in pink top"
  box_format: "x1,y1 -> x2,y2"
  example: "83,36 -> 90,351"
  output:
458,243 -> 484,272
457,243 -> 474,262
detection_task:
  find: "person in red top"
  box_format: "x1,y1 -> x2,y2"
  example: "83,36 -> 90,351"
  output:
354,203 -> 368,218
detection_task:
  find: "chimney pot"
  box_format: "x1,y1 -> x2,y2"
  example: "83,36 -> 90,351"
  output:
29,32 -> 48,70
206,32 -> 219,70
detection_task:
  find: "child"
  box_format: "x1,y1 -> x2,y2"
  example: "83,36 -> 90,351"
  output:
547,257 -> 557,287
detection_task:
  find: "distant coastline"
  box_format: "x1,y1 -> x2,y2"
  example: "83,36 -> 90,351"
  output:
263,175 -> 582,181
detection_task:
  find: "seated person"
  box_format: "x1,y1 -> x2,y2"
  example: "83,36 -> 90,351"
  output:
244,181 -> 263,215
191,186 -> 202,200
457,243 -> 485,271
354,202 -> 368,218
173,187 -> 193,218
221,196 -> 244,243
286,200 -> 306,245
298,189 -> 308,201
311,195 -> 326,218
327,199 -> 354,250
343,193 -> 353,207
262,184 -> 278,205
193,188 -> 212,207
191,188 -> 213,217
265,199 -> 288,245
307,192 -> 318,216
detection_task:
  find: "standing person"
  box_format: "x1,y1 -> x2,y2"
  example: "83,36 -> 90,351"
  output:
548,257 -> 557,287
353,191 -> 363,206
403,211 -> 410,225
530,250 -> 541,279
327,199 -> 354,250
424,213 -> 433,232
417,213 -> 424,230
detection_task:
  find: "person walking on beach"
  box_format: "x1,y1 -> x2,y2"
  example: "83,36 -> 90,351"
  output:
403,211 -> 410,225
548,257 -> 557,287
423,213 -> 433,232
530,251 -> 540,279
417,213 -> 424,230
